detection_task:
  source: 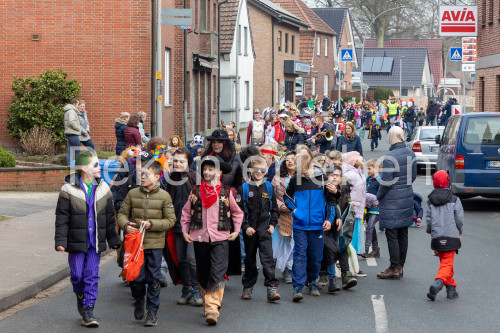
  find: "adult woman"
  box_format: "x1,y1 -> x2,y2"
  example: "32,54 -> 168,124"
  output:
377,126 -> 417,279
169,135 -> 184,148
115,112 -> 130,155
77,101 -> 95,150
124,115 -> 142,148
271,151 -> 296,284
336,122 -> 363,156
284,121 -> 305,152
63,98 -> 81,165
137,111 -> 149,145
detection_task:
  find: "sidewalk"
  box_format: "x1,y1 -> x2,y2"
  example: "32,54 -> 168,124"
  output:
0,193 -> 70,312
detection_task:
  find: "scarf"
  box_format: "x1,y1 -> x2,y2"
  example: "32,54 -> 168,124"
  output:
200,179 -> 221,208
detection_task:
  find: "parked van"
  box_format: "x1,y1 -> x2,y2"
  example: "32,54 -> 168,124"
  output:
435,112 -> 500,200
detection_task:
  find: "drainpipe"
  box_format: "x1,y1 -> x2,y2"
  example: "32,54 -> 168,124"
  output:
271,15 -> 283,107
151,0 -> 158,136
235,25 -> 240,131
218,0 -> 229,129
183,0 -> 188,143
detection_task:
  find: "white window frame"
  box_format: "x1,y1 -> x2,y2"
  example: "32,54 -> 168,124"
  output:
244,26 -> 248,55
324,38 -> 328,57
317,37 -> 320,56
275,80 -> 280,104
164,49 -> 170,106
311,77 -> 316,95
323,75 -> 328,97
244,81 -> 250,108
239,25 -> 242,54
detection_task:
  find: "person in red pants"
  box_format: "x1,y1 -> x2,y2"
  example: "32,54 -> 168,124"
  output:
425,171 -> 464,301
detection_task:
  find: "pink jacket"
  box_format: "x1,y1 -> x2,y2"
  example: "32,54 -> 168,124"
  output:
343,163 -> 366,219
180,186 -> 243,243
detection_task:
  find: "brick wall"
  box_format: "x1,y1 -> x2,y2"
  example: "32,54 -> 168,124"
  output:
0,1 -> 152,149
302,32 -> 335,99
0,168 -> 69,191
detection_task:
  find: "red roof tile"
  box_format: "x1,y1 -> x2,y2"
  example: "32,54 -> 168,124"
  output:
272,0 -> 336,35
220,0 -> 240,53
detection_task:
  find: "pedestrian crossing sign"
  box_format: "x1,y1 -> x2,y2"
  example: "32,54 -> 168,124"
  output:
341,49 -> 354,62
450,48 -> 462,61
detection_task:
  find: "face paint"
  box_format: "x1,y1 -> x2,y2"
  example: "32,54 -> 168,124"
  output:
87,157 -> 101,178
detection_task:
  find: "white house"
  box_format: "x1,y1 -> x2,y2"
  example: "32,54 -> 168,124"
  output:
219,0 -> 255,130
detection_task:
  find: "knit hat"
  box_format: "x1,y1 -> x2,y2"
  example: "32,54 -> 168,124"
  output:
433,170 -> 450,189
75,151 -> 95,169
343,151 -> 360,167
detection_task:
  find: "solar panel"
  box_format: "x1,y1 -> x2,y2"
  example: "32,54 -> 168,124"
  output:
381,57 -> 394,73
371,57 -> 384,72
363,57 -> 374,73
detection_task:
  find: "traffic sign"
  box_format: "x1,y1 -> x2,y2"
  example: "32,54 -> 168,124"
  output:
470,73 -> 476,78
462,64 -> 475,72
340,49 -> 354,62
450,48 -> 462,61
439,6 -> 477,36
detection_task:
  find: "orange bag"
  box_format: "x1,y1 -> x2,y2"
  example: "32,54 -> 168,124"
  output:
123,223 -> 146,282
278,213 -> 293,237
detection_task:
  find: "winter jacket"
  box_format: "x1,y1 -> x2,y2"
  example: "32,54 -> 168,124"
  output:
413,193 -> 424,219
222,153 -> 243,189
115,118 -> 128,155
366,175 -> 380,196
124,125 -> 142,148
274,123 -> 287,144
237,181 -> 279,232
426,102 -> 438,119
77,110 -> 90,142
284,129 -> 305,151
265,161 -> 278,183
55,174 -> 120,253
165,171 -> 196,234
336,135 -> 363,156
368,125 -> 381,140
117,184 -> 176,250
272,173 -> 291,214
377,142 -> 417,229
284,166 -> 337,230
403,106 -> 416,123
425,188 -> 464,251
63,104 -> 82,136
343,163 -> 366,219
313,123 -> 333,153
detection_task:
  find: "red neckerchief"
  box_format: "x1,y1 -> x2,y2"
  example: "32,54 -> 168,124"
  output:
200,179 -> 221,208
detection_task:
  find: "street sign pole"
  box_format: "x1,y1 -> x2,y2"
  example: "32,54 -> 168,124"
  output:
338,49 -> 341,115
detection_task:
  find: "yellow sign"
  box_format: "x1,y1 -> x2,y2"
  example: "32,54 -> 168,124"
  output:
156,71 -> 162,80
158,96 -> 162,102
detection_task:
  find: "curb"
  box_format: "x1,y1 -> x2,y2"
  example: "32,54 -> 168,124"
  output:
0,248 -> 113,313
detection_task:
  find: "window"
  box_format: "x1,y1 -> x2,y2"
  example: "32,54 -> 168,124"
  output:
323,75 -> 328,96
244,26 -> 248,55
481,0 -> 486,25
464,117 -> 500,145
213,3 -> 217,31
275,80 -> 280,104
244,81 -> 250,109
200,0 -> 206,30
324,38 -> 328,57
239,25 -> 242,54
277,31 -> 282,52
194,0 -> 199,30
480,77 -> 485,111
317,38 -> 320,56
295,78 -> 304,96
488,0 -> 493,23
164,49 -> 170,105
207,0 -> 211,30
291,35 -> 295,55
401,88 -> 408,97
285,33 -> 288,53
311,77 -> 316,95
342,81 -> 346,90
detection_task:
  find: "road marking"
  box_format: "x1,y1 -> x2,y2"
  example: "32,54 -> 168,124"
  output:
366,257 -> 377,266
371,295 -> 388,333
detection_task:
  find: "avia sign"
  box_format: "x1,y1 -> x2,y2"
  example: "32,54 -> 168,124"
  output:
439,6 -> 477,37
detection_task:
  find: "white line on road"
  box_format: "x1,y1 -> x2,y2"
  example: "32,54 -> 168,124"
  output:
371,295 -> 388,333
366,257 -> 377,266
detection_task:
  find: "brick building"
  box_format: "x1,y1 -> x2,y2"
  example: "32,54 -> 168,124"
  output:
248,0 -> 309,110
476,0 -> 500,112
273,0 -> 336,101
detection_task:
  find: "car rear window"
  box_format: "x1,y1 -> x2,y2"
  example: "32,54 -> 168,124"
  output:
420,128 -> 443,141
464,117 -> 500,146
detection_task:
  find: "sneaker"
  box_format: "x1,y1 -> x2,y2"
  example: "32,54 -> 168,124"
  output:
318,274 -> 329,287
416,222 -> 421,228
446,285 -> 459,299
328,278 -> 340,293
81,306 -> 99,327
284,268 -> 292,284
355,270 -> 367,277
267,285 -> 280,302
241,287 -> 253,300
427,279 -> 444,301
134,299 -> 146,320
342,272 -> 358,289
292,287 -> 303,302
144,309 -> 158,327
192,286 -> 204,306
308,281 -> 320,296
177,288 -> 193,305
76,293 -> 84,316
206,313 -> 218,325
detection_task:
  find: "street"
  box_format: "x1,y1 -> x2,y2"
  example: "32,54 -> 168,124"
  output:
1,138 -> 499,333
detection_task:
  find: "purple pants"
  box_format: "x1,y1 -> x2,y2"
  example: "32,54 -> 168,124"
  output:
68,247 -> 101,307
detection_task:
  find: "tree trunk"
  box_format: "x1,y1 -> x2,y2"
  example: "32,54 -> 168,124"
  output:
375,16 -> 387,48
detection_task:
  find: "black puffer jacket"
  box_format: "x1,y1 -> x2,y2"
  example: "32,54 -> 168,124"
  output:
55,174 -> 120,253
115,118 -> 128,155
166,171 -> 196,234
426,102 -> 438,119
284,130 -> 305,151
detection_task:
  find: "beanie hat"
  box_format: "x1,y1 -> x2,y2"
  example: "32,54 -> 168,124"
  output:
75,151 -> 95,168
433,170 -> 450,189
343,151 -> 360,167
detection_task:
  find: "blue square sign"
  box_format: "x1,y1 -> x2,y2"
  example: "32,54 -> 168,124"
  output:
341,49 -> 354,62
450,48 -> 462,61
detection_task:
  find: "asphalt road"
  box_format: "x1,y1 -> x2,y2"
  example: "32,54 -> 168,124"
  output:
1,134 -> 500,332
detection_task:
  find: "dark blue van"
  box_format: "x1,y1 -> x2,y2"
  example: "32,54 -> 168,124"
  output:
435,112 -> 500,199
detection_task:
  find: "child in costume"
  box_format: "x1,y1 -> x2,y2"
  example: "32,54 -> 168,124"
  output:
361,159 -> 381,258
55,151 -> 120,327
180,156 -> 243,325
169,134 -> 184,148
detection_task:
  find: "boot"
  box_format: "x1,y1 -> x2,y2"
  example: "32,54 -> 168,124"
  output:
446,285 -> 459,299
328,278 -> 340,293
76,293 -> 84,316
292,287 -> 303,302
144,309 -> 158,327
377,267 -> 401,279
81,306 -> 99,327
308,281 -> 320,296
134,299 -> 146,320
192,286 -> 204,307
365,246 -> 380,258
399,266 -> 404,277
427,279 -> 444,301
284,268 -> 292,284
341,272 -> 357,289
177,286 -> 193,305
267,285 -> 280,302
205,313 -> 218,326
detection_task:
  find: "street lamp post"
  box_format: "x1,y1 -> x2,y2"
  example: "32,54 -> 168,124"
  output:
399,56 -> 405,99
360,6 -> 407,101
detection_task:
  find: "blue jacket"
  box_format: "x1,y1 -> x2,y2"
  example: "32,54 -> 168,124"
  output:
413,193 -> 424,219
284,167 -> 337,230
284,130 -> 304,151
312,123 -> 332,153
336,135 -> 363,156
377,142 -> 417,229
115,120 -> 128,155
